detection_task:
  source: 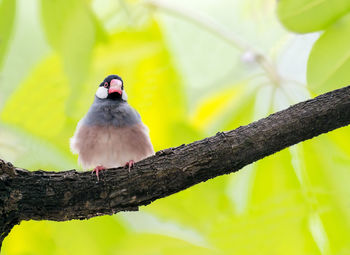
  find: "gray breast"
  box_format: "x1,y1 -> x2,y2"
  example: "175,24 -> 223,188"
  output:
82,97 -> 141,127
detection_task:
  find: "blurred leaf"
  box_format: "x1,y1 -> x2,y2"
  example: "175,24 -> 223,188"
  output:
143,174 -> 233,234
226,165 -> 256,215
50,216 -> 127,255
92,12 -> 108,43
60,6 -> 95,85
3,221 -> 57,255
307,14 -> 350,93
61,6 -> 96,116
0,0 -> 16,70
210,149 -> 320,255
3,216 -> 127,255
277,0 -> 350,33
114,233 -> 218,255
0,55 -> 73,156
118,211 -> 208,247
301,135 -> 350,254
327,126 -> 350,158
217,84 -> 258,131
168,121 -> 204,146
0,123 -> 75,171
40,0 -> 97,117
0,0 -> 50,112
191,84 -> 243,131
308,213 -> 330,254
41,0 -> 77,49
3,216 -> 218,255
191,82 -> 258,135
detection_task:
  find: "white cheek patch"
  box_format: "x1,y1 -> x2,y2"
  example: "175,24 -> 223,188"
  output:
122,91 -> 128,101
96,87 -> 108,99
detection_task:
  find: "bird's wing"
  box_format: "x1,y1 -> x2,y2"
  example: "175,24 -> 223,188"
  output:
70,120 -> 84,155
116,123 -> 155,160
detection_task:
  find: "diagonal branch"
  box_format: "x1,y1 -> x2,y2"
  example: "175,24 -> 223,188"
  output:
1,85 -> 350,248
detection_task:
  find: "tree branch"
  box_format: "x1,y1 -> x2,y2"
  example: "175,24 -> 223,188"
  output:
1,85 -> 350,249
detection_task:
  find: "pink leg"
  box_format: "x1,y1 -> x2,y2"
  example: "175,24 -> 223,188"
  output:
124,160 -> 134,172
92,165 -> 106,181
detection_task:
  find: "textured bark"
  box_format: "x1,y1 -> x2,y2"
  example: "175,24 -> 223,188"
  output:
0,85 -> 350,249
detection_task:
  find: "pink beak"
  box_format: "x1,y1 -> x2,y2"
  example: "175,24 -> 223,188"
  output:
108,79 -> 122,95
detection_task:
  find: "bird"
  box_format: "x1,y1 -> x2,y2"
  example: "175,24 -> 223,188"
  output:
70,74 -> 154,180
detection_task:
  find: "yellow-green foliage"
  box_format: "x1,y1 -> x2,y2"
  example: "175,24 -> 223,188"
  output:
1,0 -> 350,254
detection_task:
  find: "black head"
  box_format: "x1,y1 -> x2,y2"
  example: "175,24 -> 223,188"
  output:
96,74 -> 127,101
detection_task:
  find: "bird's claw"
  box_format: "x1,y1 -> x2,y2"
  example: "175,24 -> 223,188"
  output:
124,160 -> 134,173
92,165 -> 106,181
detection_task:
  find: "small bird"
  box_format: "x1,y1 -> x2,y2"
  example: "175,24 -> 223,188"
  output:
70,74 -> 154,179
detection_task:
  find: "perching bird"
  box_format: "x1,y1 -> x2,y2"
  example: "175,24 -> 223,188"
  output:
70,74 -> 154,179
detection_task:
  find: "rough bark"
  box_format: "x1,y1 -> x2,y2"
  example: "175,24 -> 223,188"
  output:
0,85 -> 350,249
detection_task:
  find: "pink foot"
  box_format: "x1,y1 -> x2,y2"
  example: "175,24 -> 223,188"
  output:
124,160 -> 134,172
92,165 -> 106,181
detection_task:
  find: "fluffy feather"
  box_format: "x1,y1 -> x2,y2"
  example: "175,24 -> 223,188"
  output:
96,87 -> 108,99
122,91 -> 128,101
70,123 -> 154,169
70,95 -> 154,169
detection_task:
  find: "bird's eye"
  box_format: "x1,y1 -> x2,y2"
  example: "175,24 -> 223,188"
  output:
104,82 -> 108,88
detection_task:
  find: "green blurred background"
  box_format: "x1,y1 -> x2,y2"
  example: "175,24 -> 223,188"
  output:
1,0 -> 350,254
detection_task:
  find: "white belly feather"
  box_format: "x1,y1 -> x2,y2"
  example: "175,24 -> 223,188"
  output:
70,123 -> 154,169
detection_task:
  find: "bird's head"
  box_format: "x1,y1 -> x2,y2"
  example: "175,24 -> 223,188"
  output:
95,74 -> 127,101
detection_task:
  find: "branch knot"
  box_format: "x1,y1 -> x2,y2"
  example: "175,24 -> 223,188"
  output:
0,160 -> 16,178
